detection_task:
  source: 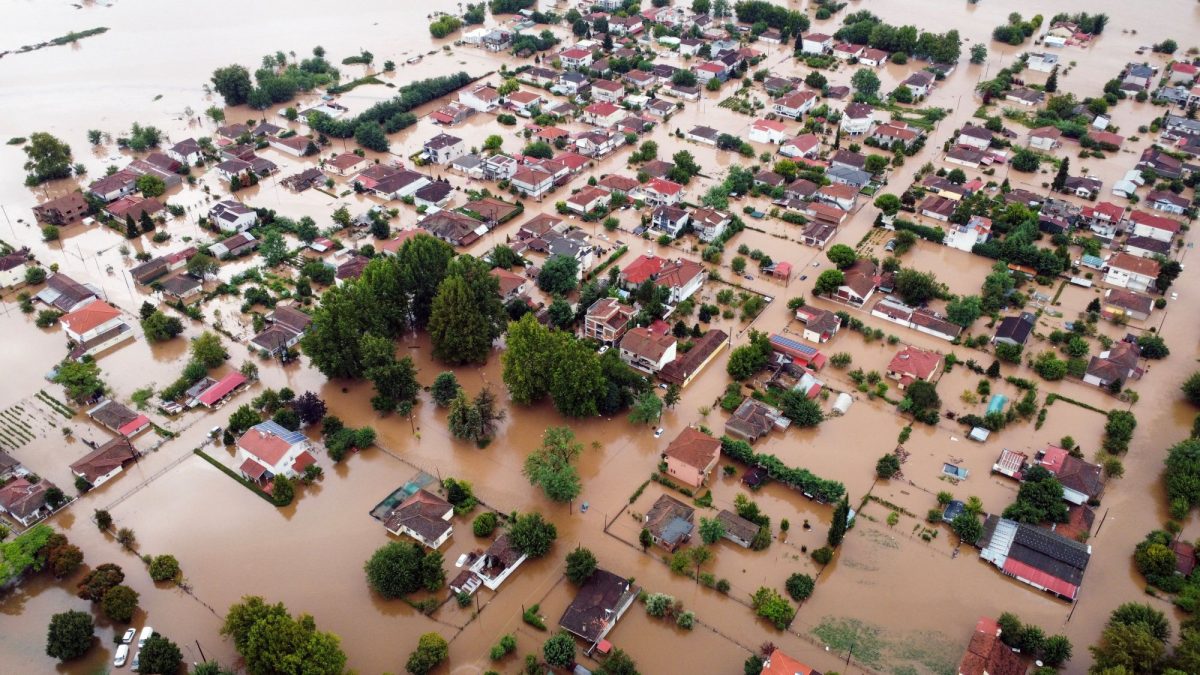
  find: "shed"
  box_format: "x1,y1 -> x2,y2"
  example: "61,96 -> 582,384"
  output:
832,392 -> 853,416
968,427 -> 990,442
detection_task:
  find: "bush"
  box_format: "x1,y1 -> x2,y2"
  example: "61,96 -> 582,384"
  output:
542,631 -> 575,669
45,610 -> 94,661
644,593 -> 674,618
876,454 -> 900,479
785,573 -> 814,601
750,586 -> 795,629
148,554 -> 181,582
811,547 -> 833,565
676,611 -> 695,629
472,512 -> 498,537
406,632 -> 449,675
489,633 -> 517,660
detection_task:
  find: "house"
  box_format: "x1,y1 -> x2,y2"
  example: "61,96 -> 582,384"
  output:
461,533 -> 528,593
919,195 -> 956,222
1084,341 -> 1142,388
419,210 -> 484,247
1035,445 -> 1104,505
840,103 -> 875,135
654,258 -> 705,303
944,215 -> 992,252
651,205 -> 690,238
190,371 -> 247,408
817,183 -> 858,212
0,249 -> 28,289
833,259 -> 878,306
70,437 -> 137,488
619,326 -> 677,373
86,399 -> 149,437
760,647 -> 822,675
794,307 -> 841,343
37,273 -> 98,312
564,186 -> 610,215
61,301 -> 131,359
558,46 -> 594,70
993,312 -> 1036,346
659,329 -> 728,387
166,138 -> 202,165
623,69 -> 655,89
459,84 -> 501,112
957,617 -> 1026,675
800,33 -> 834,55
236,421 -> 316,484
901,71 -> 935,98
215,158 -> 254,183
1124,235 -> 1170,259
1087,130 -> 1124,149
1105,253 -> 1159,292
88,169 -> 139,202
382,489 -> 454,549
686,125 -> 720,145
780,134 -> 821,159
414,180 -> 454,208
1029,126 -> 1062,151
1123,62 -> 1155,90
870,297 -> 963,342
1146,190 -> 1190,215
638,177 -> 684,207
159,274 -> 203,302
644,494 -> 694,551
558,568 -> 639,646
208,200 -> 257,232
646,98 -> 678,118
0,477 -> 57,527
105,195 -> 163,222
1130,210 -> 1182,242
1006,87 -> 1045,107
726,398 -> 788,442
1027,52 -> 1059,73
832,42 -> 864,61
714,509 -> 760,549
209,232 -> 258,259
268,134 -> 311,157
1082,201 -> 1126,238
772,90 -> 817,119
574,128 -> 623,158
872,121 -> 920,150
33,193 -> 89,226
1101,288 -> 1154,322
325,153 -> 367,177
748,119 -> 789,144
1173,540 -> 1197,577
692,207 -> 730,243
886,346 -> 941,388
693,61 -> 727,83
1137,147 -> 1184,179
250,305 -> 312,358
510,166 -> 555,199
977,515 -> 1091,600
1169,61 -> 1199,84
583,298 -> 634,344
1063,176 -> 1103,200
945,147 -> 986,169
956,124 -> 993,150
423,134 -> 465,165
662,428 -> 720,489
590,79 -> 625,104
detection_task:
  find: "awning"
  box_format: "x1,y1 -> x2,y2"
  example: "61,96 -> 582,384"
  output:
239,458 -> 268,481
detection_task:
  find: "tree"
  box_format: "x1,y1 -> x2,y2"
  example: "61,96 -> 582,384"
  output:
1003,465 -> 1068,524
851,68 -> 881,98
946,295 -> 983,327
354,122 -> 389,152
538,254 -> 579,295
639,528 -> 653,551
950,512 -> 983,543
565,547 -> 597,584
141,311 -> 184,342
813,269 -> 844,296
549,335 -> 605,418
137,633 -> 183,674
406,633 -> 449,675
293,392 -> 327,426
1090,622 -> 1165,672
1138,334 -> 1169,359
779,390 -> 824,427
94,509 -> 112,531
785,573 -> 814,601
876,454 -> 900,479
1052,156 -> 1070,192
149,554 -> 181,582
100,584 -> 139,622
750,586 -> 795,629
45,610 -> 94,661
136,173 -> 167,198
524,426 -> 583,502
628,391 -> 663,424
271,474 -> 294,506
431,372 -> 460,407
52,359 -> 105,403
699,517 -> 726,545
211,65 -> 254,105
874,193 -> 902,216
78,562 -> 125,601
894,269 -> 941,305
23,132 -> 74,185
825,244 -> 857,269
828,496 -> 850,547
1134,542 -> 1177,579
969,43 -> 987,64
191,331 -> 228,369
508,512 -> 557,557
595,648 -> 639,675
259,229 -> 289,267
503,314 -> 555,404
906,381 -> 941,411
1011,148 -> 1040,172
543,631 -> 576,669
221,596 -> 347,675
364,542 -> 445,598
429,259 -> 504,365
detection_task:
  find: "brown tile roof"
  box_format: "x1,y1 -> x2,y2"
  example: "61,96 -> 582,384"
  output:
620,326 -> 676,363
383,489 -> 453,543
663,427 -> 719,471
70,437 -> 137,483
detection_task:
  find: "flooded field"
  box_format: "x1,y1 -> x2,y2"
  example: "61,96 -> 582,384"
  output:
2,0 -> 1199,673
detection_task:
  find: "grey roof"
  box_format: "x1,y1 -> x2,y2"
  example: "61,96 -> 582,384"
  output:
827,165 -> 871,188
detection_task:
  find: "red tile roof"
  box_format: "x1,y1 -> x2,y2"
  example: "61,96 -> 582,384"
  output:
238,426 -> 293,466
663,427 -> 720,471
622,254 -> 667,284
198,372 -> 247,406
61,301 -> 121,336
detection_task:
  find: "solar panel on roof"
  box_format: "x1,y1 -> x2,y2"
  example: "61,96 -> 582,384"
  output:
253,420 -> 308,446
769,334 -> 818,356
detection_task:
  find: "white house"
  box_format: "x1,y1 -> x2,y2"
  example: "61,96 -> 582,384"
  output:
800,33 -> 834,55
943,215 -> 992,252
1130,210 -> 1181,242
61,300 -> 125,344
382,489 -> 454,549
236,421 -> 316,483
1028,126 -> 1062,151
166,138 -> 202,166
459,84 -> 501,112
209,200 -> 257,232
565,186 -> 611,214
780,134 -> 820,159
637,177 -> 684,206
841,103 -> 875,136
0,249 -> 29,289
619,326 -> 678,374
559,47 -> 594,70
70,437 -> 137,489
692,207 -> 730,243
423,134 -> 466,165
773,90 -> 816,118
511,166 -> 555,198
1028,52 -> 1060,73
1104,253 -> 1160,293
748,119 -> 789,144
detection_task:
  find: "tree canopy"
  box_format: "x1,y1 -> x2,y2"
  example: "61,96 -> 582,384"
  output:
221,596 -> 347,675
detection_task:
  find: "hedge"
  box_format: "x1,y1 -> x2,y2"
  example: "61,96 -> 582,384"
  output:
194,449 -> 276,505
720,437 -> 844,502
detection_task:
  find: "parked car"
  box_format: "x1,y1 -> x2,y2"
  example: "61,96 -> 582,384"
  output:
653,427 -> 664,438
131,653 -> 140,671
138,626 -> 154,649
114,644 -> 129,668
121,628 -> 136,644
884,239 -> 897,252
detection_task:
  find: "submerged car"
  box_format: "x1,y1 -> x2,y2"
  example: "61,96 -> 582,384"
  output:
121,628 -> 136,644
114,644 -> 129,668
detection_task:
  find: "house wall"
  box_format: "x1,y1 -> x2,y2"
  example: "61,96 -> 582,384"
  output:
84,465 -> 124,488
0,264 -> 27,289
665,456 -> 705,487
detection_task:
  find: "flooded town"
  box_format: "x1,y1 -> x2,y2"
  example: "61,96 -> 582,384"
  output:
2,1 -> 1200,674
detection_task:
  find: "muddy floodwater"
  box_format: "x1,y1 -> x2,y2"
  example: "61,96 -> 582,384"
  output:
2,1 -> 1200,673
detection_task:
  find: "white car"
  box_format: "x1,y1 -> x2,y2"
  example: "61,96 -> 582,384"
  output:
114,644 -> 129,668
138,626 -> 154,649
653,427 -> 664,438
121,628 -> 136,644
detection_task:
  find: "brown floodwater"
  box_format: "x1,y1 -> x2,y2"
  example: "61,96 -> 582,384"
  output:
2,1 -> 1199,673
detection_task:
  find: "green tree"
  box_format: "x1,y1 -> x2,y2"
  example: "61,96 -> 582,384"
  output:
950,512 -> 983,543
1090,622 -> 1165,672
1052,156 -> 1070,192
137,633 -> 183,674
101,584 -> 139,622
595,648 -> 639,675
191,331 -> 228,369
406,633 -> 449,675
211,65 -> 254,105
52,359 -> 105,403
271,474 -> 294,506
503,314 -> 555,405
508,512 -> 557,558
628,391 -> 663,424
221,596 -> 347,675
1184,372 -> 1200,406
259,229 -> 289,267
549,335 -> 605,417
699,517 -> 726,545
136,173 -> 166,198
354,122 -> 389,152
828,495 -> 850,547
77,562 -> 125,601
148,554 -> 181,582
187,253 -> 219,278
23,132 -> 74,186
543,631 -> 576,669
893,269 -> 942,305
946,295 -> 983,327
45,610 -> 94,661
431,372 -> 460,407
876,454 -> 901,479
429,272 -> 498,364
565,547 -> 597,584
1011,148 -> 1040,172
779,390 -> 824,427
785,573 -> 814,601
750,586 -> 795,629
813,269 -> 844,296
970,43 -> 987,64
664,383 -> 681,408
874,193 -> 902,215
141,311 -> 184,342
538,254 -> 580,295
851,68 -> 881,98
825,244 -> 857,269
364,542 -> 445,598
524,426 -> 583,502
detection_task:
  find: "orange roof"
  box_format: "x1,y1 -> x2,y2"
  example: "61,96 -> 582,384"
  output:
238,428 -> 293,466
61,301 -> 121,335
663,427 -> 720,470
888,346 -> 941,380
761,648 -> 817,675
